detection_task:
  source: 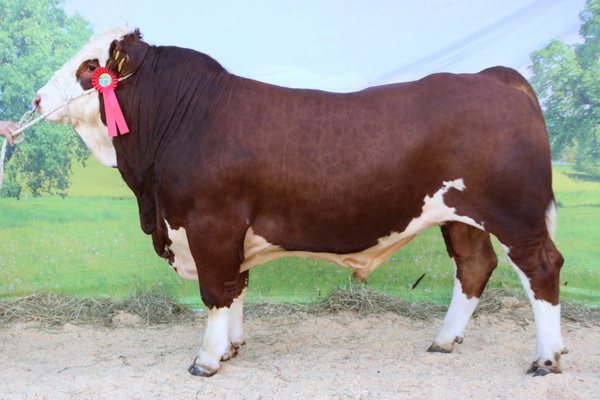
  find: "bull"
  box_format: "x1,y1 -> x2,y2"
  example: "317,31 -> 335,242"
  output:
33,26 -> 566,377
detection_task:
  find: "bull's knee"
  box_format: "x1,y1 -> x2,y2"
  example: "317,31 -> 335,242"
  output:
200,279 -> 238,309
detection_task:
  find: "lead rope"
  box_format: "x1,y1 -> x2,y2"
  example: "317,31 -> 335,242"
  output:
0,72 -> 133,194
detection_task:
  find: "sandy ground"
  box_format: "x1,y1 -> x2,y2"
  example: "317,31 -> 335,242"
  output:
1,306 -> 599,400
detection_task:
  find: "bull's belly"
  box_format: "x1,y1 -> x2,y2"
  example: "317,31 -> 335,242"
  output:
164,178 -> 483,281
165,225 -> 417,281
240,228 -> 416,279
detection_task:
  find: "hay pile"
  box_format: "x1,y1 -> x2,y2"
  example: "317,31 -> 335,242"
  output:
0,286 -> 194,326
1,284 -> 598,327
316,284 -> 447,319
561,298 -> 600,326
316,284 -> 599,326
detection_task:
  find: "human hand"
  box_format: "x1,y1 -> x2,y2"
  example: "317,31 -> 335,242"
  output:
0,120 -> 21,146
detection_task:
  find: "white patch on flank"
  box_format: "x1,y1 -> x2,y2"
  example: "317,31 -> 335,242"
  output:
501,244 -> 565,363
242,178 -> 483,279
432,258 -> 479,349
35,26 -> 135,167
164,221 -> 198,280
196,306 -> 230,371
229,288 -> 247,346
405,178 -> 477,230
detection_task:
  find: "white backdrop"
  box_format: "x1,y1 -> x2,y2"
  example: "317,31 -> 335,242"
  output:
64,0 -> 586,91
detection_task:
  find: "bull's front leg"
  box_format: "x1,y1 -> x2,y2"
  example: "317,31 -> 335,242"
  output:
223,271 -> 249,360
189,306 -> 232,377
188,277 -> 246,377
228,275 -> 248,350
186,221 -> 249,377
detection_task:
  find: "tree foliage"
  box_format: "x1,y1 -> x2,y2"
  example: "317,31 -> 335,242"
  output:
0,0 -> 93,198
530,0 -> 600,175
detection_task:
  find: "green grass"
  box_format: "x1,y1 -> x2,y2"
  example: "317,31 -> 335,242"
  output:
0,160 -> 598,308
0,196 -> 197,303
67,157 -> 133,198
551,164 -> 600,304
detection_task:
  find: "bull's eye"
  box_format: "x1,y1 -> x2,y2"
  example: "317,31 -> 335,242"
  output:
88,65 -> 97,72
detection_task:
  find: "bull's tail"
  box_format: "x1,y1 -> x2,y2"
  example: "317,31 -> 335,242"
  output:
479,66 -> 544,120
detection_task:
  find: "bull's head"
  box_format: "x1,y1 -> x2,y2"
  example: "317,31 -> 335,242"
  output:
33,26 -> 145,167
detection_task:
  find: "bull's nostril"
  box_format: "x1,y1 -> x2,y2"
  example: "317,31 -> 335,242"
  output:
33,94 -> 42,113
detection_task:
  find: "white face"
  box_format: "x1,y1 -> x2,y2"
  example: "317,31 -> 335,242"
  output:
34,26 -> 134,167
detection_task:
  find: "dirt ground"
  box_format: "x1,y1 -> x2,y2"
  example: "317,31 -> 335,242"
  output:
1,306 -> 599,400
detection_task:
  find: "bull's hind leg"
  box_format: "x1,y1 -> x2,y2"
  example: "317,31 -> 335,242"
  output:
501,235 -> 567,376
428,222 -> 498,353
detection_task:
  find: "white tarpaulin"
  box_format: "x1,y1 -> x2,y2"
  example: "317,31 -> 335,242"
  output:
65,0 -> 587,92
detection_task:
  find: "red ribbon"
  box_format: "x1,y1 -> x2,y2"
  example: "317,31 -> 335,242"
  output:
92,67 -> 129,137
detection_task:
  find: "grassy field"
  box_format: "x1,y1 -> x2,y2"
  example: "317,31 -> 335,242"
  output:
1,158 -> 598,308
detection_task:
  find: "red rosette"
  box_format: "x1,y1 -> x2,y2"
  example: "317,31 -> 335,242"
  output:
90,67 -> 129,137
92,67 -> 118,93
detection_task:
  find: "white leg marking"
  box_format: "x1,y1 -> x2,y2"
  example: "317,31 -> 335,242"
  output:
529,298 -> 564,363
196,307 -> 230,372
229,288 -> 246,346
432,258 -> 479,350
502,245 -> 565,366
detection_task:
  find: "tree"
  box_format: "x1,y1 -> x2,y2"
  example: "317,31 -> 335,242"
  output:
0,0 -> 93,198
529,0 -> 600,175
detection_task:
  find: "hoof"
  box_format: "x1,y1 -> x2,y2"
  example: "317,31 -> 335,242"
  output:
526,363 -> 539,374
526,361 -> 561,377
427,343 -> 453,353
533,367 -> 550,377
188,363 -> 218,377
221,346 -> 239,362
427,336 -> 463,353
232,340 -> 247,350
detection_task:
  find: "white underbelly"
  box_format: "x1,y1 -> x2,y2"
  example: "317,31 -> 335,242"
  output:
240,228 -> 415,279
163,178 -> 482,281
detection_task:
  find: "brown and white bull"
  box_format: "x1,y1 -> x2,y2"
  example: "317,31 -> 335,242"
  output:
33,26 -> 567,377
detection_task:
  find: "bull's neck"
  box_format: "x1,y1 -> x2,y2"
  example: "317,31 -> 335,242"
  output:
111,46 -> 235,198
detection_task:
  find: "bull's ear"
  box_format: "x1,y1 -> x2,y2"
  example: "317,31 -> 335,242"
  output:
107,29 -> 148,77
